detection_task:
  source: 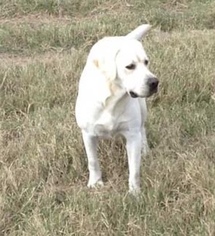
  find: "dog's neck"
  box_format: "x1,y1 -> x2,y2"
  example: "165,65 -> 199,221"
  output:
102,80 -> 128,111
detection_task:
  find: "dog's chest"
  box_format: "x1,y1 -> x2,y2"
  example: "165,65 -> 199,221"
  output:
76,94 -> 143,137
93,111 -> 126,137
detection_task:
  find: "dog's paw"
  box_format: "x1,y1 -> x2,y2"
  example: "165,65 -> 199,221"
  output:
129,187 -> 141,197
142,142 -> 149,155
128,182 -> 141,196
87,179 -> 104,188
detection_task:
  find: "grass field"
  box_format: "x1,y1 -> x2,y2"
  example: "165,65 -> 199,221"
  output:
1,0 -> 215,235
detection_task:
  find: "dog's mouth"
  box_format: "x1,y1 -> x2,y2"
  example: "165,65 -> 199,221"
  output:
129,88 -> 158,98
129,91 -> 139,98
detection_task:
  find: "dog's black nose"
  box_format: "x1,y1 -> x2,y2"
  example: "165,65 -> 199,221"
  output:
147,77 -> 159,91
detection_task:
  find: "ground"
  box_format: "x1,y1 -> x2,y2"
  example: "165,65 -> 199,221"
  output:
1,0 -> 215,235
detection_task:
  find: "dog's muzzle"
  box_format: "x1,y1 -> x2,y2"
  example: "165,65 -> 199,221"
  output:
129,77 -> 159,98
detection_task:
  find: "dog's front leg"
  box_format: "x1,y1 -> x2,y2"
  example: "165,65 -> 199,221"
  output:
125,132 -> 142,194
82,131 -> 103,187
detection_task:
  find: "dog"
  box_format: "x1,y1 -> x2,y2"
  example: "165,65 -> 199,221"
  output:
75,24 -> 159,194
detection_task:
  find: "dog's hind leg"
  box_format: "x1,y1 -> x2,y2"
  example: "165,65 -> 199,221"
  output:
142,127 -> 149,155
82,131 -> 103,188
138,98 -> 149,155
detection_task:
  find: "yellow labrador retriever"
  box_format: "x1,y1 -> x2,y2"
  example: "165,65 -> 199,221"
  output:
75,24 -> 159,193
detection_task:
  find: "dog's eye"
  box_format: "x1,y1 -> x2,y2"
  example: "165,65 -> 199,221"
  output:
144,60 -> 149,66
126,64 -> 136,70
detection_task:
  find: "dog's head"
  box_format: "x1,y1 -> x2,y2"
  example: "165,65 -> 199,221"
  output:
90,24 -> 159,98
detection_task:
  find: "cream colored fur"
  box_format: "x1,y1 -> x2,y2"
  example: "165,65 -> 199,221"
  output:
75,24 -> 158,193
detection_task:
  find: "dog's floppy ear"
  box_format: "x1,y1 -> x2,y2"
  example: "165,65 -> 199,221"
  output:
126,24 -> 151,41
91,38 -> 120,81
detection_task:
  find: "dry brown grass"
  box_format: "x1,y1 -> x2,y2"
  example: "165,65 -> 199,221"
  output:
1,0 -> 215,235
